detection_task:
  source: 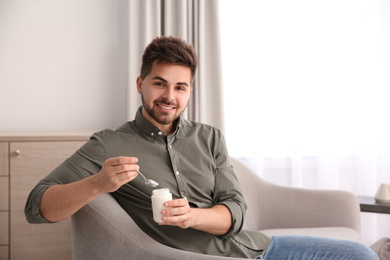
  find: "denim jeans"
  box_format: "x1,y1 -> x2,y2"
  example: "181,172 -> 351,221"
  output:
262,236 -> 379,260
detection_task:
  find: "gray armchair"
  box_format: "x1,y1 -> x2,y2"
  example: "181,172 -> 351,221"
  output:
71,157 -> 363,259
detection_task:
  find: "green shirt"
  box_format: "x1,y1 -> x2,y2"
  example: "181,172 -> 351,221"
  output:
25,107 -> 271,258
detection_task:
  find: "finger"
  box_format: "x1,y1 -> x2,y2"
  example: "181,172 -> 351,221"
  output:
117,156 -> 138,165
160,215 -> 189,227
105,156 -> 138,166
162,206 -> 190,217
117,171 -> 138,181
102,164 -> 138,178
111,163 -> 139,175
161,207 -> 191,219
164,198 -> 188,207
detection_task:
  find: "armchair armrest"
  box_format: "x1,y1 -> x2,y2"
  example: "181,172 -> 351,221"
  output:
71,193 -> 247,260
230,157 -> 361,233
257,182 -> 361,232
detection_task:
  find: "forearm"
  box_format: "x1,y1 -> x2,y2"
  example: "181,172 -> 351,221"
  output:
191,205 -> 232,235
161,200 -> 233,236
40,175 -> 103,222
40,157 -> 139,222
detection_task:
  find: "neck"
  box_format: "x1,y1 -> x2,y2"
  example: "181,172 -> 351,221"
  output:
141,107 -> 178,135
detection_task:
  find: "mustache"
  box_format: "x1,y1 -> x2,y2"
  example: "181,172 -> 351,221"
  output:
156,98 -> 176,106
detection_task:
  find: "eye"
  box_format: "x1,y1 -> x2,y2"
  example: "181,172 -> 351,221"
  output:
176,85 -> 187,91
154,82 -> 165,87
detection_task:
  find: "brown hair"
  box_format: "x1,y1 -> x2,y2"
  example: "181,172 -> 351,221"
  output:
140,36 -> 198,82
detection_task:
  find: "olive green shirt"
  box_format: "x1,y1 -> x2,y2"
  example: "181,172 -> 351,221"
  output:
25,107 -> 271,258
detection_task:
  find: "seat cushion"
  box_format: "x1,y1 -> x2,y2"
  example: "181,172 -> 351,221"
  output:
260,227 -> 364,244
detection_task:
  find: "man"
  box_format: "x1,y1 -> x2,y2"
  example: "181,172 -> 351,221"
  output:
25,36 -> 378,259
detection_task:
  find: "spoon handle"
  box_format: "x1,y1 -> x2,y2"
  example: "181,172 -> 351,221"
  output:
137,170 -> 147,181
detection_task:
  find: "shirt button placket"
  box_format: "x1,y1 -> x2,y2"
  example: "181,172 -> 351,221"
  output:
167,142 -> 186,198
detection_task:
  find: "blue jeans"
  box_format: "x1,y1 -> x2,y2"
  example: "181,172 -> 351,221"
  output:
262,236 -> 379,260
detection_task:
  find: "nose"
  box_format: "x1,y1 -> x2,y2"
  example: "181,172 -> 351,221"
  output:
162,86 -> 175,101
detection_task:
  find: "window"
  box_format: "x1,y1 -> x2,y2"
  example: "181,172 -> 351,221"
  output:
220,0 -> 390,245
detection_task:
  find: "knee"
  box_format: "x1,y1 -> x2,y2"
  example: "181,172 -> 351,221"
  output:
352,242 -> 379,260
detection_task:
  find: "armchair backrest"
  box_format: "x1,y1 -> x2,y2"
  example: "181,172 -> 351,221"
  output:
230,157 -> 270,230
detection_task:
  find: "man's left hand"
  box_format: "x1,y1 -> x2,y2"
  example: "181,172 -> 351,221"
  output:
159,198 -> 194,229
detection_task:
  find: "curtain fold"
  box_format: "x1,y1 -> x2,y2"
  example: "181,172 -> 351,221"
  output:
127,0 -> 224,132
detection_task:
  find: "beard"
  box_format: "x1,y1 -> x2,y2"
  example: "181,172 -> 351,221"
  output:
141,94 -> 183,125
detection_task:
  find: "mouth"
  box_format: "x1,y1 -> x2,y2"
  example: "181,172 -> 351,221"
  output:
156,103 -> 175,111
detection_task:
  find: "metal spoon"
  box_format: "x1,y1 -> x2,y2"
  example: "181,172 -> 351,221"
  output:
137,170 -> 159,187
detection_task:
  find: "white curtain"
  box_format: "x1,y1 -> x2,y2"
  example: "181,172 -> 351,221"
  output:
220,0 -> 390,246
126,0 -> 224,131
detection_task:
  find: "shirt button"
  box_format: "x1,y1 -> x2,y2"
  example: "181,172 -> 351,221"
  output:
183,196 -> 188,200
151,133 -> 154,136
175,171 -> 180,176
158,131 -> 163,135
168,145 -> 172,149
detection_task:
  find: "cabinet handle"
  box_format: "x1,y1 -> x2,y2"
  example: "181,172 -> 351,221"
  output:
14,150 -> 21,156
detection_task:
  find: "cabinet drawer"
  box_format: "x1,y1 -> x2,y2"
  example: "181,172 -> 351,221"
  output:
0,177 -> 8,211
0,211 -> 9,245
0,142 -> 8,176
0,246 -> 9,260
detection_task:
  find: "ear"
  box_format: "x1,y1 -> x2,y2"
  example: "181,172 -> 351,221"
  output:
136,76 -> 143,94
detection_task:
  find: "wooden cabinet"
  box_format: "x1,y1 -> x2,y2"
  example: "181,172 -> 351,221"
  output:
0,142 -> 10,260
0,132 -> 92,260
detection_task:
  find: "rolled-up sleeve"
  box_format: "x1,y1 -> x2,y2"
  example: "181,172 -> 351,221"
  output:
25,131 -> 106,223
214,165 -> 247,239
212,133 -> 247,239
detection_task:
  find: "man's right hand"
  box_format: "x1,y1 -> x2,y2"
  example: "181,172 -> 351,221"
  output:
40,156 -> 139,222
93,156 -> 139,193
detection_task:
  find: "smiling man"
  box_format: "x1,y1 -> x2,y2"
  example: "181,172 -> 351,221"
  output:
25,36 -> 378,259
137,62 -> 192,135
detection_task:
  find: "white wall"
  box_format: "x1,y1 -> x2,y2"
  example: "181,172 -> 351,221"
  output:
0,0 -> 129,131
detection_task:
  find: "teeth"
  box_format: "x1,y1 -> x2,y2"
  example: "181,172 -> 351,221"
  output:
159,104 -> 173,109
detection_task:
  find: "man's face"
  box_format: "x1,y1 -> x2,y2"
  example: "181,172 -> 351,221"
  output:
137,62 -> 193,133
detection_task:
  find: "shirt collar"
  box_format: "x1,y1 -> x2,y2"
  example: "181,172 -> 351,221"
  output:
135,106 -> 181,137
